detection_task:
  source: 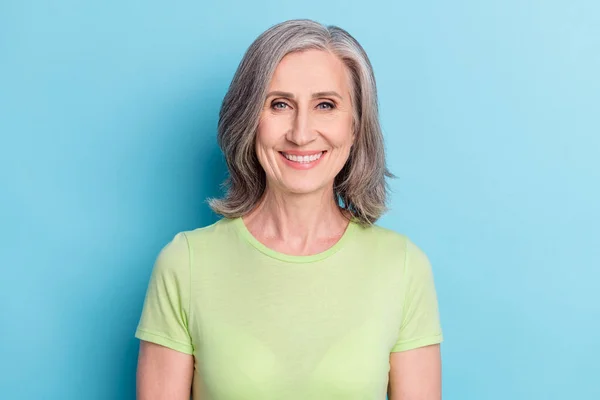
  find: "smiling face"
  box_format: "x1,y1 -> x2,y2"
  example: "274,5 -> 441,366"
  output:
256,49 -> 355,196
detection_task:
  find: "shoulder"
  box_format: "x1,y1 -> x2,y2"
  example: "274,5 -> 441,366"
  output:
362,223 -> 408,242
151,230 -> 190,280
152,218 -> 232,276
356,223 -> 411,252
182,217 -> 237,251
357,223 -> 431,272
156,218 -> 242,273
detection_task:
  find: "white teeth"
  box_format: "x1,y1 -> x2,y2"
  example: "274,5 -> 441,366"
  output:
282,152 -> 323,163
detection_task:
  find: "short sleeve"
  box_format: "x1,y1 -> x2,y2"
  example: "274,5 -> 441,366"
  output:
391,238 -> 444,352
135,232 -> 194,355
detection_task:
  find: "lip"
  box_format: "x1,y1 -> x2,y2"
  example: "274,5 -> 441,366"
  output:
278,150 -> 326,170
279,150 -> 326,156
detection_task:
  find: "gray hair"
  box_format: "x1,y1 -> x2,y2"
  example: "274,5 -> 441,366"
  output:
208,19 -> 392,225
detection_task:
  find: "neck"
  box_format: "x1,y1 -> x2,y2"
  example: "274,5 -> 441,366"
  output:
243,185 -> 350,245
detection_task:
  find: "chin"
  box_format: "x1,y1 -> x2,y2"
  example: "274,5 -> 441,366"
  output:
276,179 -> 329,196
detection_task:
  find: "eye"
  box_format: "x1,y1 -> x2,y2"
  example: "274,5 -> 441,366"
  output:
317,101 -> 335,110
271,101 -> 289,110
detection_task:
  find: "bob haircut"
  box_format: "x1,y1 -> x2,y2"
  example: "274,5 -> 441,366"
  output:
209,19 -> 392,225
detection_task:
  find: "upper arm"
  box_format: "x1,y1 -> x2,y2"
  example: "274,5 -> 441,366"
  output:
135,232 -> 195,398
137,341 -> 194,399
388,238 -> 444,399
388,344 -> 441,400
391,238 -> 443,352
135,232 -> 194,353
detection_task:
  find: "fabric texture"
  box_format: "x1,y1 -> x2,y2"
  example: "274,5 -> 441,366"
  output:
135,217 -> 443,399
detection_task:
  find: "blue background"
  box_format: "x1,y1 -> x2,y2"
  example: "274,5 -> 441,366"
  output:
1,1 -> 598,399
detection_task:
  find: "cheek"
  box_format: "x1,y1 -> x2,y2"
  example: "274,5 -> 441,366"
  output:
257,115 -> 287,147
326,117 -> 354,149
256,126 -> 275,157
255,120 -> 284,173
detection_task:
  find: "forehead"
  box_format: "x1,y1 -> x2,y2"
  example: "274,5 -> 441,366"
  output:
268,49 -> 351,94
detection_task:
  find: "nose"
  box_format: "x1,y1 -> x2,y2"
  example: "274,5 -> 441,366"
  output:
285,107 -> 317,146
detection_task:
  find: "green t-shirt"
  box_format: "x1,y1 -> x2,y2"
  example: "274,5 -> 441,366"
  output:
135,217 -> 443,399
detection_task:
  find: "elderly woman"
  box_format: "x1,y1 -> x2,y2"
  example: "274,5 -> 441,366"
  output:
135,19 -> 443,400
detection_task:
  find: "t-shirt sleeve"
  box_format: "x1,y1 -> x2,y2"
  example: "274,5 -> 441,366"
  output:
391,238 -> 444,352
135,232 -> 194,355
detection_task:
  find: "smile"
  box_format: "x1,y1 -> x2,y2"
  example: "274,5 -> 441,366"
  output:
280,151 -> 324,164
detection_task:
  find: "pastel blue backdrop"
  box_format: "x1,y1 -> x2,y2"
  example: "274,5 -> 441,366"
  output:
1,1 -> 598,399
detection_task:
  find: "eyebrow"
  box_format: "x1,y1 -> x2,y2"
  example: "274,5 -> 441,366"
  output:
266,91 -> 343,100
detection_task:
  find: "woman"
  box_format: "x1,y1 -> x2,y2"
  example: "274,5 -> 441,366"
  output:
135,19 -> 443,400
